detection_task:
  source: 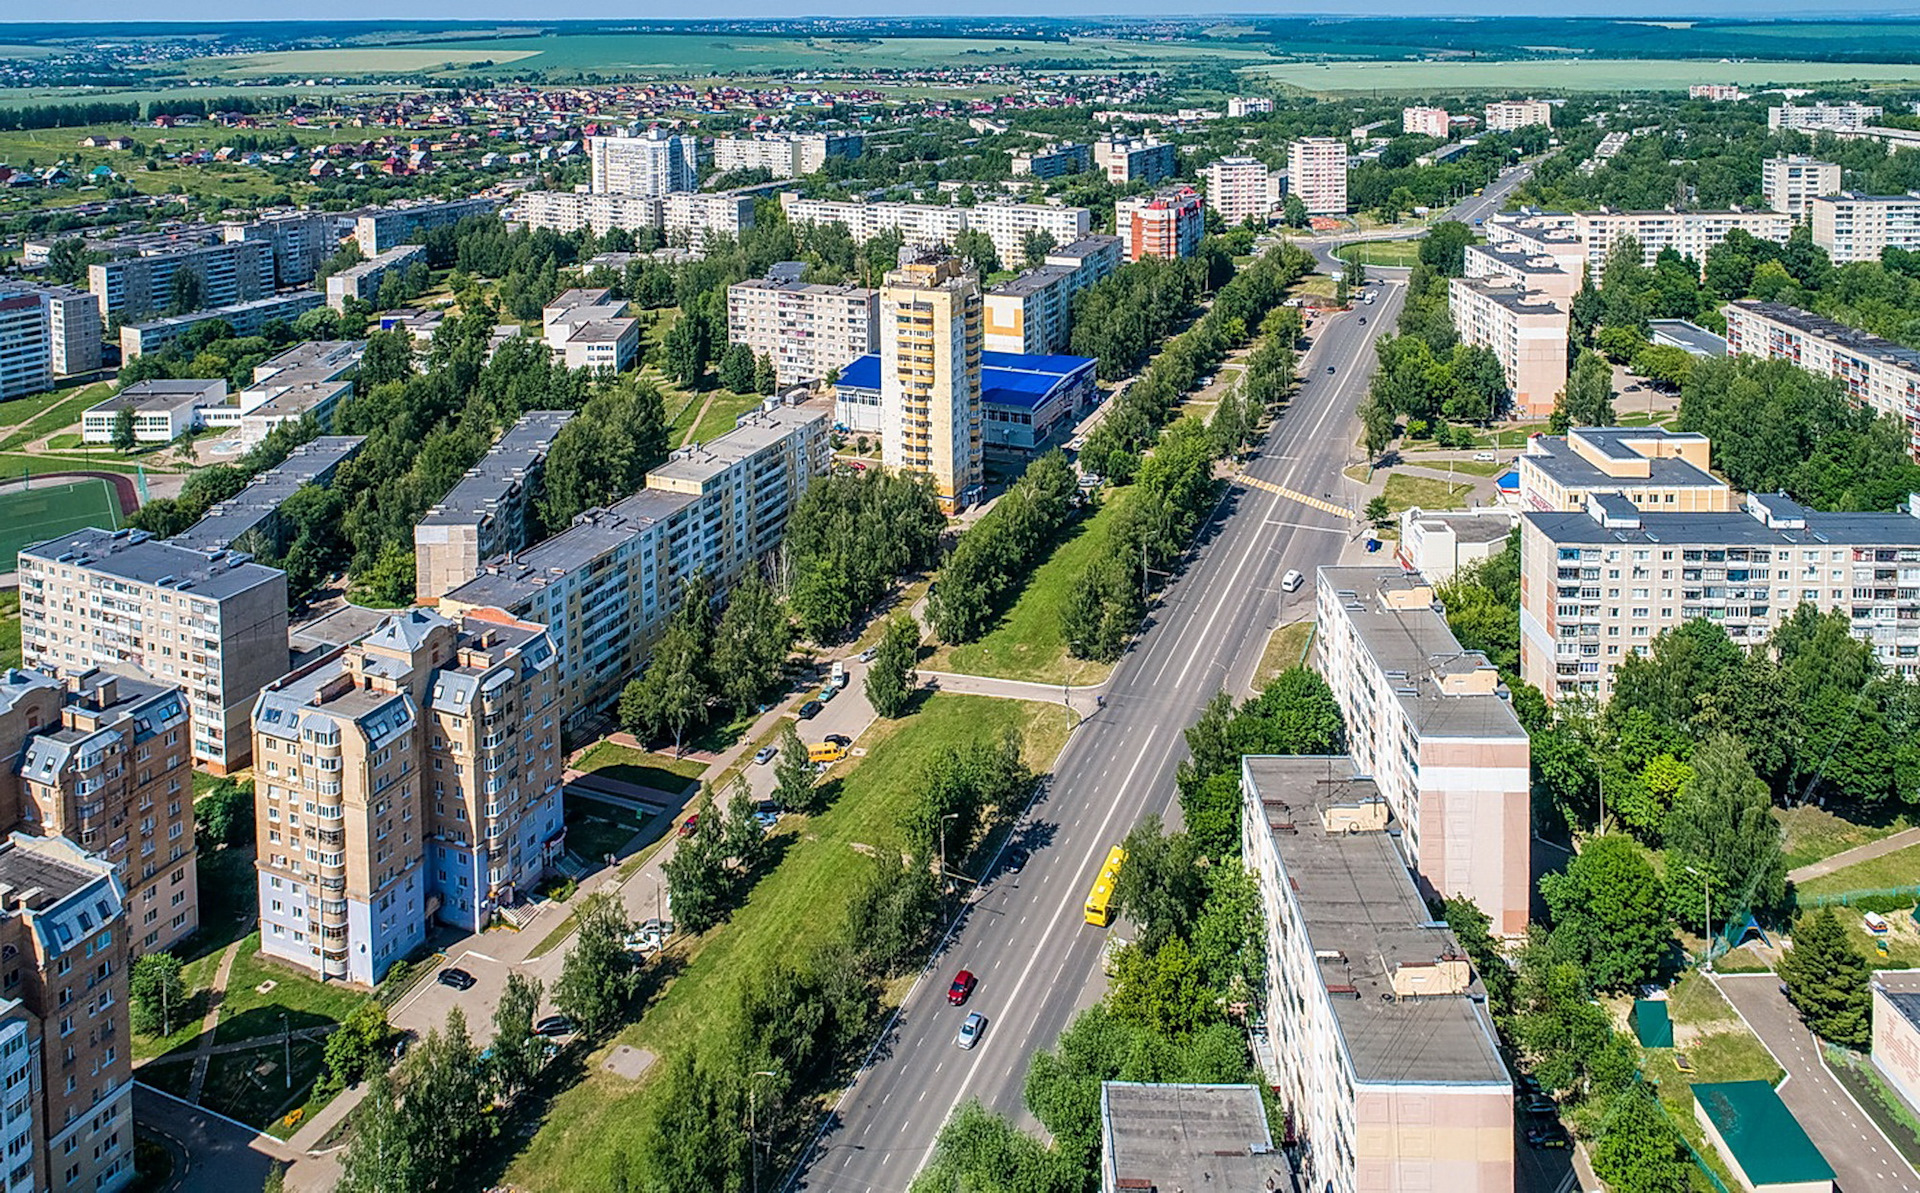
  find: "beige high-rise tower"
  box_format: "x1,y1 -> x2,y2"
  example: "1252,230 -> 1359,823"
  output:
880,250 -> 983,511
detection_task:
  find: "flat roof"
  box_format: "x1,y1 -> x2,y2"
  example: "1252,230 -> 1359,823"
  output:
1649,319 -> 1729,356
836,351 -> 1093,412
1406,509 -> 1517,544
333,243 -> 425,280
647,399 -> 826,487
1452,276 -> 1564,316
730,277 -> 875,300
420,411 -> 576,528
1243,755 -> 1510,1087
124,291 -> 322,334
1523,428 -> 1725,492
446,488 -> 697,609
87,378 -> 227,416
1525,498 -> 1920,548
1730,300 -> 1920,376
19,526 -> 283,601
566,318 -> 637,343
1466,242 -> 1574,274
1100,1083 -> 1290,1191
1046,234 -> 1121,262
1693,1082 -> 1836,1184
986,265 -> 1074,298
0,836 -> 109,906
172,436 -> 366,552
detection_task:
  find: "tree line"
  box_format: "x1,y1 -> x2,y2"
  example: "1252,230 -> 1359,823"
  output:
784,468 -> 946,643
927,450 -> 1079,644
617,572 -> 794,756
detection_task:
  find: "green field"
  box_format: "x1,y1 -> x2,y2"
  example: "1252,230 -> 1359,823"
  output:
1799,840 -> 1920,898
1243,57 -> 1920,94
1335,240 -> 1424,267
0,478 -> 121,563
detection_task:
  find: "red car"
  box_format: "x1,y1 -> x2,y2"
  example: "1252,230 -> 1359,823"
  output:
679,814 -> 700,838
948,970 -> 976,1005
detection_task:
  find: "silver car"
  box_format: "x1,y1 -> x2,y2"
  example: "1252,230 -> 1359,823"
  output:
956,1011 -> 986,1050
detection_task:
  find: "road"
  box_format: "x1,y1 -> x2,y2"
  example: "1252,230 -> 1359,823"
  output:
791,281 -> 1405,1192
1717,973 -> 1917,1192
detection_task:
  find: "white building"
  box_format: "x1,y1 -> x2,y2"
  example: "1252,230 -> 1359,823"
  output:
1092,136 -> 1177,185
1226,96 -> 1274,118
81,379 -> 228,444
1572,208 -> 1792,269
509,189 -> 756,253
1200,156 -> 1276,226
1484,99 -> 1554,131
1762,156 -> 1843,221
589,128 -> 698,196
711,131 -> 861,179
1810,192 -> 1920,263
1397,507 -> 1518,583
1724,299 -> 1920,459
0,290 -> 51,402
324,243 -> 427,311
1402,106 -> 1451,138
352,197 -> 497,256
1690,84 -> 1743,102
1287,137 -> 1348,216
727,273 -> 878,387
777,194 -> 1089,274
1769,102 -> 1884,132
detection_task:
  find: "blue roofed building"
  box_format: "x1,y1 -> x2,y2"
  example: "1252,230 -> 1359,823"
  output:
836,349 -> 1097,462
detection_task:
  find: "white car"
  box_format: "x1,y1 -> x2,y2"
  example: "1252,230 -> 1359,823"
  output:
956,1012 -> 986,1049
1282,569 -> 1304,593
1473,451 -> 1497,462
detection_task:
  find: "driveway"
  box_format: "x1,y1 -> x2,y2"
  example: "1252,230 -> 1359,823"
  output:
134,1083 -> 293,1193
1716,972 -> 1917,1190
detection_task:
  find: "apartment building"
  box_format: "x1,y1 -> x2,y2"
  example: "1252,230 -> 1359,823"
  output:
86,238 -> 275,322
1462,241 -> 1581,303
1448,277 -> 1568,418
325,243 -> 427,311
1484,99 -> 1554,131
1199,156 -> 1275,226
415,411 -> 577,601
81,380 -> 227,445
1482,209 -> 1586,267
1520,492 -> 1920,702
228,339 -> 364,449
982,235 -> 1121,355
1723,300 -> 1920,458
1010,142 -> 1092,179
1810,191 -> 1920,263
0,283 -> 100,380
174,436 -> 365,555
726,273 -> 878,387
1241,755 -> 1512,1193
252,607 -> 562,984
1691,83 -> 1743,102
1,669 -> 196,956
0,834 -> 134,1193
352,197 -> 498,256
1287,137 -> 1348,216
1762,156 -> 1842,221
1402,106 -> 1451,138
1517,427 -> 1735,513
1116,187 -> 1205,262
1769,102 -> 1883,132
1092,136 -> 1177,185
780,192 -> 965,252
442,399 -> 830,729
509,189 -> 756,253
1227,96 -> 1275,117
587,129 -> 697,196
119,291 -> 324,360
1098,1083 -> 1291,1193
711,131 -> 861,178
1571,208 -> 1792,269
880,251 -> 983,510
0,292 -> 50,402
221,210 -> 341,288
1315,567 -> 1531,936
962,203 -> 1093,271
17,528 -> 289,773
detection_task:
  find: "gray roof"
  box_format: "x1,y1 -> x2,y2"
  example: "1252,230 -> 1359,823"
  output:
987,264 -> 1075,298
1883,988 -> 1920,1034
1467,241 -> 1573,276
173,436 -> 365,553
88,378 -> 226,416
1046,234 -> 1121,263
446,487 -> 697,610
1524,495 -> 1920,548
1243,755 -> 1510,1087
565,318 -> 637,343
1452,276 -> 1564,315
19,527 -> 284,601
17,672 -> 186,783
1100,1083 -> 1290,1191
250,340 -> 364,384
1730,300 -> 1920,377
1649,319 -> 1728,356
331,243 -> 426,282
1317,566 -> 1526,740
1405,509 -> 1516,544
730,276 -> 875,300
0,671 -> 59,719
1522,428 -> 1725,493
419,411 -> 575,528
122,291 -> 322,335
646,399 -> 826,490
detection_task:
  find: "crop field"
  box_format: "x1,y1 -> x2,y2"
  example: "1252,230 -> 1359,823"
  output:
1242,57 -> 1920,94
187,47 -> 541,77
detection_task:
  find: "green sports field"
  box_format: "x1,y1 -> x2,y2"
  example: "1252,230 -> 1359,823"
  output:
0,478 -> 123,567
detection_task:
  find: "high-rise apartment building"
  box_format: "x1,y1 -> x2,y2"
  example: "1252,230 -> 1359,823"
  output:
1,669 -> 196,956
221,211 -> 341,288
253,608 -> 563,984
727,273 -> 878,387
415,411 -> 576,602
880,251 -> 982,511
1769,102 -> 1883,132
1226,96 -> 1274,117
17,528 -> 289,774
1402,106 -> 1451,138
588,129 -> 698,197
1199,157 -> 1274,226
0,283 -> 100,385
1242,755 -> 1512,1193
1092,136 -> 1177,185
711,131 -> 861,179
1724,299 -> 1920,458
86,239 -> 275,322
1516,427 -> 1734,514
1009,143 -> 1092,179
325,244 -> 427,311
1286,137 -> 1348,216
1116,187 -> 1206,262
1462,241 -> 1582,303
0,291 -> 50,402
982,235 -> 1122,355
509,189 -> 756,252
1762,156 -> 1842,221
1810,191 -> 1920,263
960,203 -> 1093,271
1520,492 -> 1920,701
1448,277 -> 1568,418
1314,567 -> 1532,936
1484,99 -> 1554,131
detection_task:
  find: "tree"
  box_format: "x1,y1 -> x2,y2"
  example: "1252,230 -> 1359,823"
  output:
358,328 -> 414,388
1539,833 -> 1669,992
45,238 -> 101,286
337,1069 -> 419,1193
1111,817 -> 1208,954
721,779 -> 766,872
1663,736 -> 1785,922
773,720 -> 820,813
664,789 -> 732,932
1591,1086 -> 1695,1193
1442,896 -> 1515,1020
1551,349 -> 1615,433
911,1101 -> 1079,1193
401,1008 -> 491,1191
619,615 -> 711,755
864,614 -> 920,719
1419,220 -> 1475,277
110,405 -> 136,452
719,342 -> 757,394
662,314 -> 708,386
490,971 -> 545,1099
951,229 -> 1000,276
129,953 -> 185,1037
752,353 -> 777,395
261,1164 -> 287,1193
1022,228 -> 1060,269
1109,936 -> 1215,1038
554,891 -> 638,1034
319,1002 -> 393,1097
1360,394 -> 1396,458
1779,906 -> 1871,1045
194,777 -> 254,849
164,267 -> 202,316
1364,495 -> 1391,527
710,573 -> 792,715
1282,193 -> 1309,228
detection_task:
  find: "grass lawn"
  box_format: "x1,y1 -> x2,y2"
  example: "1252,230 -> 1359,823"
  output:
1253,621 -> 1314,691
1777,805 -> 1907,872
0,590 -> 17,671
213,933 -> 374,1047
1379,472 -> 1473,513
925,486 -> 1133,686
573,741 -> 705,795
686,389 -> 769,446
564,796 -> 650,864
201,1033 -> 332,1136
504,694 -> 1074,1190
1797,840 -> 1920,899
0,380 -> 112,452
1639,974 -> 1782,1193
1335,239 -> 1423,267
1397,454 -> 1508,477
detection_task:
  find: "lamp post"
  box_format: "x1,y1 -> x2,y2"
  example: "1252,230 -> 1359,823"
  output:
280,1011 -> 291,1090
748,1069 -> 776,1193
937,811 -> 960,920
1685,865 -> 1714,972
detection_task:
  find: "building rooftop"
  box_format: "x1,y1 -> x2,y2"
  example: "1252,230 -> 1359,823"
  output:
1404,508 -> 1517,544
1693,1082 -> 1836,1185
730,276 -> 874,300
87,378 -> 227,416
19,671 -> 186,781
565,318 -> 637,344
1526,491 -> 1920,547
172,437 -> 366,553
836,351 -> 1093,412
420,410 -> 576,528
445,488 -> 697,610
647,398 -> 827,489
986,264 -> 1075,298
1882,986 -> 1920,1035
0,832 -> 117,914
1466,242 -> 1575,276
1649,319 -> 1729,356
251,340 -> 364,384
1452,276 -> 1564,316
122,291 -> 322,336
1099,1083 -> 1290,1192
332,243 -> 425,282
1045,234 -> 1122,263
1243,755 -> 1510,1087
19,526 -> 284,600
1522,427 -> 1725,493
1730,300 -> 1920,376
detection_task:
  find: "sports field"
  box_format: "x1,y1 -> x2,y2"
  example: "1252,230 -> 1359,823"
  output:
1243,57 -> 1920,93
0,478 -> 123,567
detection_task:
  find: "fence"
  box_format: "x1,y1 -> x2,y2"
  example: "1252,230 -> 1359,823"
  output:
1800,886 -> 1920,910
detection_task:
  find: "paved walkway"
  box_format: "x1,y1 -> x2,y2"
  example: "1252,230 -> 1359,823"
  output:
919,670 -> 1105,719
1788,825 -> 1920,885
181,940 -> 243,1104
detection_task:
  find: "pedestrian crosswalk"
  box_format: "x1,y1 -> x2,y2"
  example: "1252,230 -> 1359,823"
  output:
1236,471 -> 1353,519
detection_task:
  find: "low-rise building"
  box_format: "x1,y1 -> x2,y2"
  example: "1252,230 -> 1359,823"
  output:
1199,156 -> 1275,226
415,411 -> 576,601
726,272 -> 877,387
1516,427 -> 1734,513
1810,191 -> 1920,263
81,379 -> 227,444
1403,106 -> 1451,138
541,289 -> 637,372
325,243 -> 427,311
835,349 -> 1096,460
1396,507 -> 1517,582
1242,755 -> 1513,1193
1098,1083 -> 1291,1193
1287,137 -> 1348,216
1648,319 -> 1729,357
1116,187 -> 1205,262
119,291 -> 324,360
173,436 -> 366,555
1448,277 -> 1568,418
230,339 -> 364,448
1484,99 -> 1554,131
1763,156 -> 1843,221
1092,136 -> 1177,185
1872,980 -> 1920,1117
1692,1083 -> 1835,1193
1010,143 -> 1092,179
1723,300 -> 1920,459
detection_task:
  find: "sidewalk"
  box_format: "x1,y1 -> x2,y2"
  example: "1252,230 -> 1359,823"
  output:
1788,825 -> 1920,885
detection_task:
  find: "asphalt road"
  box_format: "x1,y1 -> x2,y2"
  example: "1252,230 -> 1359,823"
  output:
791,282 -> 1405,1192
134,1083 -> 290,1193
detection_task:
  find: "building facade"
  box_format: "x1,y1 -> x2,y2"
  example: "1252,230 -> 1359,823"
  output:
1402,106 -> 1451,138
587,129 -> 698,196
1092,136 -> 1177,185
1769,102 -> 1884,132
1810,191 -> 1920,263
880,252 -> 983,510
1723,299 -> 1920,459
1227,96 -> 1275,117
1690,84 -> 1742,101
1571,208 -> 1792,269
1448,277 -> 1568,418
726,275 -> 878,387
1287,137 -> 1348,216
509,189 -> 756,252
1116,187 -> 1206,262
119,292 -> 325,360
415,411 -> 576,602
1762,157 -> 1842,221
325,243 -> 427,311
1462,241 -> 1582,303
1484,99 -> 1554,131
221,210 -> 340,288
1010,143 -> 1092,179
0,284 -> 100,384
1199,157 -> 1274,226
86,239 -> 275,322
0,292 -> 50,402
982,236 -> 1121,355
1517,427 -> 1734,513
352,198 -> 498,256
711,131 -> 861,179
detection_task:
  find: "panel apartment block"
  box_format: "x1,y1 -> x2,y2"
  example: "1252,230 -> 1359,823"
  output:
711,131 -> 861,179
512,191 -> 756,254
1092,137 -> 1177,185
415,410 -> 577,602
1516,427 -> 1734,514
1199,157 -> 1274,226
1723,299 -> 1920,458
1811,191 -> 1920,263
1762,157 -> 1842,221
1010,142 -> 1092,179
881,253 -> 982,510
17,528 -> 289,773
119,291 -> 324,361
0,292 -> 50,402
1,670 -> 196,956
86,239 -> 275,322
1287,137 -> 1348,216
726,274 -> 878,387
963,203 -> 1092,271
1241,756 -> 1512,1193
1402,106 -> 1450,138
1520,492 -> 1920,702
352,197 -> 498,256
1462,241 -> 1581,303
588,129 -> 697,197
1769,102 -> 1883,131
174,435 -> 366,555
325,243 -> 427,311
1448,277 -> 1568,418
1314,567 -> 1532,936
253,608 -> 562,984
221,211 -> 342,288
441,399 -> 830,730
1484,99 -> 1553,131
0,284 -> 99,381
1571,208 -> 1791,269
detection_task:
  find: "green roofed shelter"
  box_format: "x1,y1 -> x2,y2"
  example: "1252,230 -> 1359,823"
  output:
1633,998 -> 1673,1048
1692,1081 -> 1835,1193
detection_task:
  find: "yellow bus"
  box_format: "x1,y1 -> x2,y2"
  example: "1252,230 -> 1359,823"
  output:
1084,845 -> 1126,927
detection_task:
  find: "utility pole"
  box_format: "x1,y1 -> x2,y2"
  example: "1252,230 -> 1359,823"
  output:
281,1012 -> 291,1090
937,812 -> 959,923
748,1070 -> 776,1193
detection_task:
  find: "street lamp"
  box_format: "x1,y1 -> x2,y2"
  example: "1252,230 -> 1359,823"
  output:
1685,865 -> 1714,972
280,1011 -> 291,1091
747,1069 -> 777,1193
937,811 -> 960,919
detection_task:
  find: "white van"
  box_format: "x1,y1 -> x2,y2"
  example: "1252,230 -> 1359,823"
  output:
1281,569 -> 1304,593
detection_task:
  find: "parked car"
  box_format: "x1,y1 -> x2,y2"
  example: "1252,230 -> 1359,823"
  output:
1525,1123 -> 1569,1150
956,1011 -> 986,1049
534,1015 -> 575,1038
679,813 -> 700,838
1473,451 -> 1497,462
858,647 -> 877,664
753,745 -> 778,766
797,700 -> 823,720
1522,1095 -> 1557,1116
948,970 -> 976,1005
1326,365 -> 1336,374
437,967 -> 476,991
824,733 -> 852,748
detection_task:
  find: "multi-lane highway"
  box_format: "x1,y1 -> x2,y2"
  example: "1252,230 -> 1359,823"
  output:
792,281 -> 1406,1192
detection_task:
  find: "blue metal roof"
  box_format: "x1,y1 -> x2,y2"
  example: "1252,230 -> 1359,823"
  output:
838,354 -> 882,391
835,351 -> 1094,412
